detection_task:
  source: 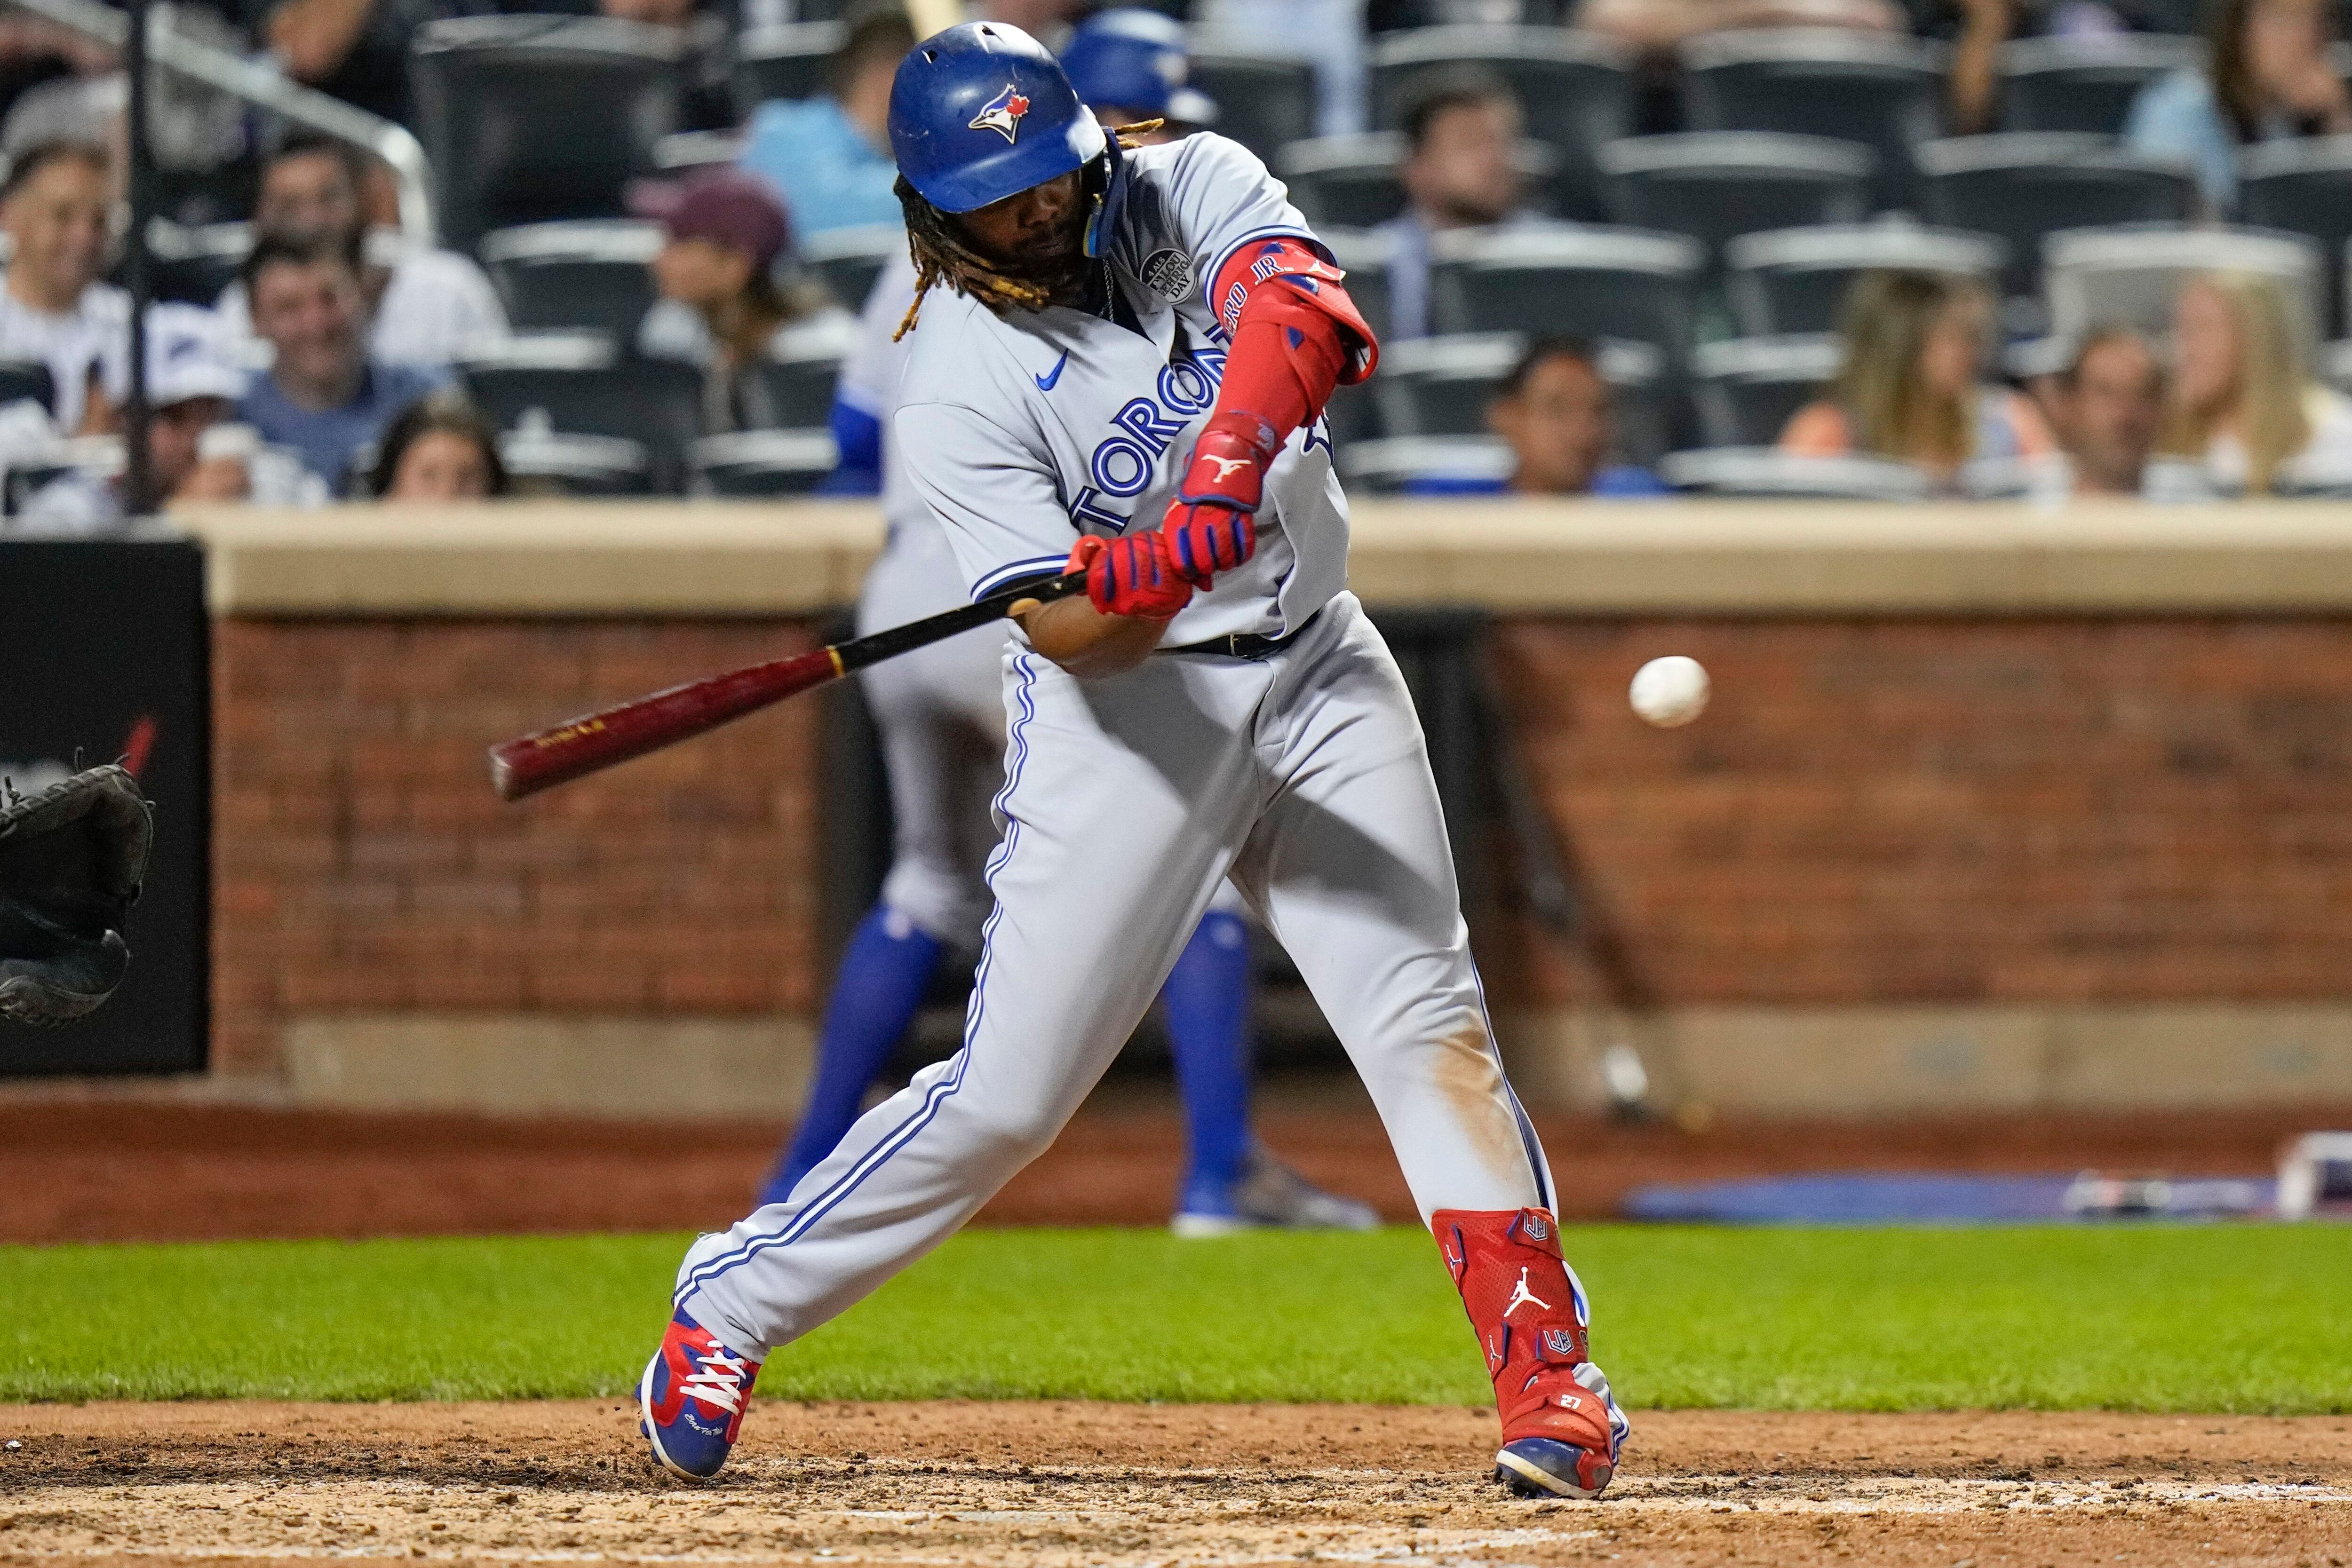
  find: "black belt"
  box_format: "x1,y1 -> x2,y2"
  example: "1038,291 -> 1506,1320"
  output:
1163,610 -> 1321,660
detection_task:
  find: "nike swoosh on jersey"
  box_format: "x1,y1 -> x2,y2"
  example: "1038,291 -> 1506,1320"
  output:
1034,350 -> 1070,391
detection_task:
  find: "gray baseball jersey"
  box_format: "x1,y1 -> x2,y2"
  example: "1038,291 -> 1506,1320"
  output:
891,133 -> 1348,643
674,127 -> 1566,1389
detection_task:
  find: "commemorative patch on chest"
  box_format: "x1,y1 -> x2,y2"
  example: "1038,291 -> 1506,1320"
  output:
1140,248 -> 1194,302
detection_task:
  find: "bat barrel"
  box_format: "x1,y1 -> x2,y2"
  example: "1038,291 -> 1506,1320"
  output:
487,648 -> 842,800
485,571 -> 1081,801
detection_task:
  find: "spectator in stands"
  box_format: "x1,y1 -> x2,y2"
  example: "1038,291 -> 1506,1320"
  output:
1063,8 -> 1220,137
638,168 -> 852,433
1944,0 -> 2143,135
2042,327 -> 2162,497
368,391 -> 509,500
215,135 -> 508,370
16,304 -> 253,531
1779,269 -> 2056,483
0,10 -> 119,130
1576,0 -> 1903,60
1377,68 -> 1542,343
1192,0 -> 1364,136
738,2 -> 913,238
2124,0 -> 2350,213
250,0 -> 454,126
1482,337 -> 1668,496
0,140 -> 123,435
604,0 -> 733,131
237,231 -> 445,491
2157,271 -> 2352,494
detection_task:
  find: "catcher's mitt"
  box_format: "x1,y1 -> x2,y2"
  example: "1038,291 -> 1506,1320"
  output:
0,764 -> 155,1025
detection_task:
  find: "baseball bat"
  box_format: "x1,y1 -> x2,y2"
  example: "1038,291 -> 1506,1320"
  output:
903,0 -> 959,40
487,569 -> 1086,801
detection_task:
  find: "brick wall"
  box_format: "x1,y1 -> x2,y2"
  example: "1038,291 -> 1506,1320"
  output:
1489,618 -> 2352,1008
211,614 -> 2352,1081
212,619 -> 827,1076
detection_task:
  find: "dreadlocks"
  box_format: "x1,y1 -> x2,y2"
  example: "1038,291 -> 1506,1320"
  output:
894,121 -> 1165,342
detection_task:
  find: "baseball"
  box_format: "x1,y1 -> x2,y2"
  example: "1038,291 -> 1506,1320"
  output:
1629,656 -> 1709,728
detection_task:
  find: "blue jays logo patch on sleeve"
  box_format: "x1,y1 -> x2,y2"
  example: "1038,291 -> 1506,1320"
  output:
969,85 -> 1031,143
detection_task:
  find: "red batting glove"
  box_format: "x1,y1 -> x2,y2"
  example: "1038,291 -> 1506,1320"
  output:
1066,532 -> 1193,621
1162,411 -> 1278,586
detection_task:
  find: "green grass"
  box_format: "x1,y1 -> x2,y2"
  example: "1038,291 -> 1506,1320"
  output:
2,1226 -> 2347,1411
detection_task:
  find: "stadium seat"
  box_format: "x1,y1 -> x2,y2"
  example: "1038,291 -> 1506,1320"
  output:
2237,137 -> 2352,336
1997,34 -> 2204,135
652,129 -> 747,176
1321,228 -> 1394,347
458,332 -> 703,494
1317,229 -> 1390,448
692,430 -> 840,496
2324,339 -> 2352,395
0,358 -> 55,414
1724,223 -> 2004,336
755,346 -> 845,430
730,21 -> 843,120
1280,134 -> 1559,229
1691,334 -> 1841,447
1337,435 -> 1513,494
1427,226 -> 1704,372
1372,331 -> 1671,463
478,220 -> 662,339
1186,46 -> 1317,165
1916,135 -> 2199,297
2132,0 -> 2205,32
409,15 -> 683,252
501,421 -> 653,496
146,218 -> 249,308
1598,134 -> 1875,261
2042,224 -> 2325,357
802,222 -> 902,313
1659,448 -> 1931,499
1679,29 -> 1943,211
1374,332 -> 1535,438
1279,135 -> 1409,228
1367,25 -> 1636,220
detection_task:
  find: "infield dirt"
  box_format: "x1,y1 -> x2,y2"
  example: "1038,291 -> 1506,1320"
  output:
1,1400 -> 2346,1567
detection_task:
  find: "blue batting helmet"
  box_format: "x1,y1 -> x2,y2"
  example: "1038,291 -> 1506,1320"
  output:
888,21 -> 1108,215
1061,9 -> 1218,127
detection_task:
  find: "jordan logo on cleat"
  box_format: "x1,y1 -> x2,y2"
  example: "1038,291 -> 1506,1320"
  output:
1504,1267 -> 1550,1317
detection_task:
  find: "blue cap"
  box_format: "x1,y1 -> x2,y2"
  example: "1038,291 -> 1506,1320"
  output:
888,21 -> 1108,214
1061,8 -> 1217,127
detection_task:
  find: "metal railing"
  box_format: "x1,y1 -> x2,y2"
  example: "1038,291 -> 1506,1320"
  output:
5,0 -> 436,242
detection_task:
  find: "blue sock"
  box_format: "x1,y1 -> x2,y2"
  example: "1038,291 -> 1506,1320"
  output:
1161,910 -> 1255,1209
759,904 -> 944,1207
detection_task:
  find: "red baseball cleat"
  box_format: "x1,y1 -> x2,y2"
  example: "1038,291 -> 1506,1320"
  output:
1435,1207 -> 1631,1499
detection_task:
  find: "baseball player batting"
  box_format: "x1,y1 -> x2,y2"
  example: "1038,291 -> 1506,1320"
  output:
640,21 -> 1629,1501
762,10 -> 1375,1238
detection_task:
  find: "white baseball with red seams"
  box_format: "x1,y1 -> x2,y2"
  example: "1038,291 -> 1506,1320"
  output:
668,133 -> 1575,1410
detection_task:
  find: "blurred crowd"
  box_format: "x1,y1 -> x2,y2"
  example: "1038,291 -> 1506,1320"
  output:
0,0 -> 2346,522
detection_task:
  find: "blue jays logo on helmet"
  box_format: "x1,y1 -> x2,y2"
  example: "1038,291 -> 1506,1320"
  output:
969,84 -> 1032,143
